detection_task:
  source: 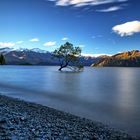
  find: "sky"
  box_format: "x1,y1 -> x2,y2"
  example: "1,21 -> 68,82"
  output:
0,0 -> 140,56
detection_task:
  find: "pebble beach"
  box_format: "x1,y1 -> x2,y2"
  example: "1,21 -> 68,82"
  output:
0,95 -> 139,140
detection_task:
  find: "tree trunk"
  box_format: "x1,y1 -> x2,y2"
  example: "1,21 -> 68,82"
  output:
58,66 -> 63,71
58,64 -> 68,71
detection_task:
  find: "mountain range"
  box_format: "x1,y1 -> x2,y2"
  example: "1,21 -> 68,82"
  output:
92,50 -> 140,67
1,48 -> 140,67
0,47 -> 102,66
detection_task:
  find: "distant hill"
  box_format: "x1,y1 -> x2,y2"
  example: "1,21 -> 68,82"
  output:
0,47 -> 103,66
92,50 -> 140,67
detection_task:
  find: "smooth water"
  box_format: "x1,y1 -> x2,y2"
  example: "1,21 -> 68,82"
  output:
0,66 -> 140,136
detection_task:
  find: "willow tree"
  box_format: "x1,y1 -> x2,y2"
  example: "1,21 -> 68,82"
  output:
53,42 -> 83,71
0,54 -> 5,65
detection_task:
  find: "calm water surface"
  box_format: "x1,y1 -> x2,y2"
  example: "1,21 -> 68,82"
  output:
0,66 -> 140,136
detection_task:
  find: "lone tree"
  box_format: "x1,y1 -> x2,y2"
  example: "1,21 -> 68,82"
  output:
0,54 -> 5,65
53,42 -> 83,71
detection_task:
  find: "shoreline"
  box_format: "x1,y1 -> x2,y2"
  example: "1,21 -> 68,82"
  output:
0,94 -> 139,140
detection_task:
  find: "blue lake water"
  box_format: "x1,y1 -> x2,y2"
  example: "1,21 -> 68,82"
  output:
0,66 -> 140,136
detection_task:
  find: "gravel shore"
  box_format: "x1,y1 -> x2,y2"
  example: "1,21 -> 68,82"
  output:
0,95 -> 139,140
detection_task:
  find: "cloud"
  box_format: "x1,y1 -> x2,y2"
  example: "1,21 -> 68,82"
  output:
62,37 -> 68,41
51,0 -> 127,7
112,21 -> 140,36
96,6 -> 122,12
16,41 -> 24,44
78,44 -> 85,48
0,42 -> 16,48
43,41 -> 56,47
29,38 -> 39,42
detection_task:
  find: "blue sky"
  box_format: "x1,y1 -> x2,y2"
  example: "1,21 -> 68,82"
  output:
0,0 -> 140,56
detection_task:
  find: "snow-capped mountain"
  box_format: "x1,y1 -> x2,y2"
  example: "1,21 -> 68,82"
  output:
0,47 -> 15,53
16,48 -> 31,52
30,48 -> 47,53
0,47 -> 48,53
15,48 -> 47,53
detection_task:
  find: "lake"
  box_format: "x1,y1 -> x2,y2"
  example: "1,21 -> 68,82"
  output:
0,66 -> 140,136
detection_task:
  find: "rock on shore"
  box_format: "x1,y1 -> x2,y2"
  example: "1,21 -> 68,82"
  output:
0,95 -> 139,140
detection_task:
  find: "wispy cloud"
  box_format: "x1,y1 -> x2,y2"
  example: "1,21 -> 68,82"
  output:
62,37 -> 68,41
0,42 -> 16,48
43,41 -> 56,47
51,0 -> 128,7
112,21 -> 140,37
78,44 -> 85,48
16,41 -> 24,44
29,38 -> 39,42
96,6 -> 122,12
